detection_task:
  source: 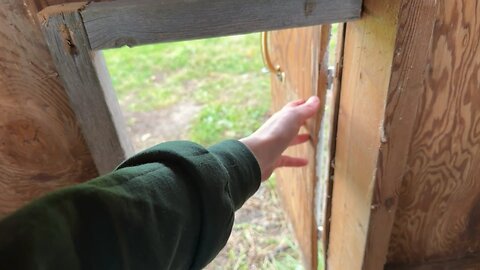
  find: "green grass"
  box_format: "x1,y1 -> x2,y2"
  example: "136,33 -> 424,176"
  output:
104,34 -> 270,145
328,24 -> 339,66
208,176 -> 303,270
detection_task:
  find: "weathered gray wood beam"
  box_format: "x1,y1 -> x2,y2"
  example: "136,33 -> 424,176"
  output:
81,0 -> 362,50
39,4 -> 134,174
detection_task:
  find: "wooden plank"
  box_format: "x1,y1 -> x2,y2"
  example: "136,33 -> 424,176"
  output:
39,5 -> 134,174
328,0 -> 440,267
361,0 -> 438,268
80,0 -> 362,50
386,255 -> 480,270
268,25 -> 330,270
327,1 -> 402,268
0,0 -> 97,217
328,0 -> 439,268
387,0 -> 480,265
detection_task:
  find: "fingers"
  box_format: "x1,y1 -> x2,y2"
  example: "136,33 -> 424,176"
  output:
289,133 -> 310,146
286,99 -> 306,107
286,96 -> 319,109
276,156 -> 309,168
283,96 -> 320,124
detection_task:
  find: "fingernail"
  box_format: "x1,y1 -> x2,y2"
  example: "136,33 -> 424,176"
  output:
306,96 -> 320,104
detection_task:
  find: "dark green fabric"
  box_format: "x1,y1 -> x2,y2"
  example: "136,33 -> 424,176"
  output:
0,140 -> 261,270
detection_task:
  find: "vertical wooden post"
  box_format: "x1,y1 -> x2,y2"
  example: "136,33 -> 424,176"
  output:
39,4 -> 134,174
362,1 -> 438,268
0,0 -> 98,217
327,0 -> 437,269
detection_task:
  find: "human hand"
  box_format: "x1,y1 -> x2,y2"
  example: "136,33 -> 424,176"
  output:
240,96 -> 320,181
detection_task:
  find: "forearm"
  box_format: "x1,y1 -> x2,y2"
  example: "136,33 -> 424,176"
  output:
0,140 -> 261,270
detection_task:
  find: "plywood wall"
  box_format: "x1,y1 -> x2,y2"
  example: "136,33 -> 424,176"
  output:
0,0 -> 97,217
387,0 -> 480,267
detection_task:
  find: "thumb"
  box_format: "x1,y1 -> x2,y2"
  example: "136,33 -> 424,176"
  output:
296,96 -> 320,120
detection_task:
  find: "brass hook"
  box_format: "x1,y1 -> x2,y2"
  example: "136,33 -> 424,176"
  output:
261,32 -> 285,82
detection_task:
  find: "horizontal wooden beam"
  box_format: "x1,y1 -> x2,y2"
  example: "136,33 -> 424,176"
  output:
80,0 -> 362,50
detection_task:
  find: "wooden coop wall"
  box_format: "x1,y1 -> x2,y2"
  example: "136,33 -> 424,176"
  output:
0,0 -> 98,218
327,0 -> 480,269
3,0 -> 480,269
2,3 -> 361,270
36,2 -> 360,269
387,1 -> 480,268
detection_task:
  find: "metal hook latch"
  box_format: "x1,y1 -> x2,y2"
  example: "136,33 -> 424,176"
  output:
261,32 -> 285,82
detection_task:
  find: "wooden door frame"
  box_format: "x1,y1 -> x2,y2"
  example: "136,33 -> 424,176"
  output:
38,0 -> 361,174
37,1 -> 360,270
327,0 -> 438,269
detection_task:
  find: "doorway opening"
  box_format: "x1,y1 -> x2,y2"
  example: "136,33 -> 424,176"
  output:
104,33 -> 303,269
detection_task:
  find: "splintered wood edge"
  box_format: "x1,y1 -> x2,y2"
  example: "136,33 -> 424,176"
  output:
37,2 -> 89,25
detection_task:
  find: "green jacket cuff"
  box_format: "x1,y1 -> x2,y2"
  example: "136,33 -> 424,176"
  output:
209,140 -> 261,210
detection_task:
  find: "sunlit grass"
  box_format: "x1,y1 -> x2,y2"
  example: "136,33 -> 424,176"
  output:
104,34 -> 271,146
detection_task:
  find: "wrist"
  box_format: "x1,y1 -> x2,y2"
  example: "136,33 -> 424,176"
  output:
239,135 -> 275,181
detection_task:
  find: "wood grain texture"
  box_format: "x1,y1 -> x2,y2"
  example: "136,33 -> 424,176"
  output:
0,0 -> 97,217
269,25 -> 330,270
388,0 -> 480,265
269,26 -> 331,139
327,0 -> 401,269
39,6 -> 134,174
81,0 -> 361,50
362,1 -> 438,269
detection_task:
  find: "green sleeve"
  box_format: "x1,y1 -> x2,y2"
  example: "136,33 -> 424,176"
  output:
0,140 -> 261,270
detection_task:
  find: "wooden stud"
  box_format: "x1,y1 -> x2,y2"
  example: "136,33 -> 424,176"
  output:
327,0 -> 437,269
363,0 -> 438,268
327,1 -> 402,267
39,5 -> 134,174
